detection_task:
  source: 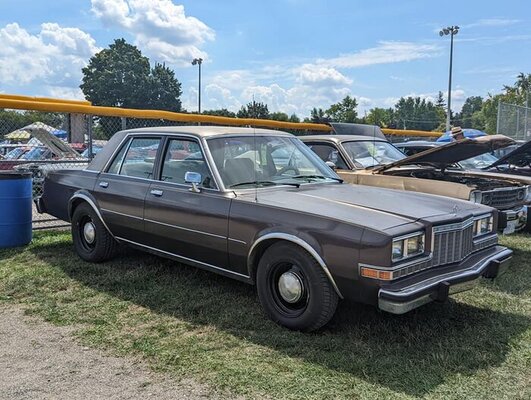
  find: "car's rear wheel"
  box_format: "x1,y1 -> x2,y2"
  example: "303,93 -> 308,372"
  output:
71,202 -> 117,262
256,242 -> 339,331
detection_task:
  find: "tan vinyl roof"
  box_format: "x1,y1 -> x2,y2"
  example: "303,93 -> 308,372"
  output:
123,125 -> 292,138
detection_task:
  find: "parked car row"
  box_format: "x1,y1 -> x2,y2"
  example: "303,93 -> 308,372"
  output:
37,126 -> 523,331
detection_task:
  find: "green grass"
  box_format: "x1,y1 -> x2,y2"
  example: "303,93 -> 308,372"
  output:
0,231 -> 530,399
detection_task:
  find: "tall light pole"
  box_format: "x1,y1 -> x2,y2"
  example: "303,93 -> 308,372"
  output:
439,25 -> 459,131
191,58 -> 203,114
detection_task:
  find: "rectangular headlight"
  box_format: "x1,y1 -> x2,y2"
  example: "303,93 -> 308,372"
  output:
473,215 -> 494,237
469,190 -> 482,204
392,232 -> 425,262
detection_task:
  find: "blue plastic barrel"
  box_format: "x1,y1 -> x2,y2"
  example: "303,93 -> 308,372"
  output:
0,171 -> 32,248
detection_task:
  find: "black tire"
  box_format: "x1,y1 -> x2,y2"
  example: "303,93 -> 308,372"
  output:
71,202 -> 118,263
256,242 -> 339,332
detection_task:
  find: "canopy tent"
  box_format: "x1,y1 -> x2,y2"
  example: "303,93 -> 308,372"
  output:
437,129 -> 487,142
4,122 -> 67,141
5,130 -> 31,140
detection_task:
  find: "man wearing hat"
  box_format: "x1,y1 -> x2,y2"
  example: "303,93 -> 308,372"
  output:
451,126 -> 465,140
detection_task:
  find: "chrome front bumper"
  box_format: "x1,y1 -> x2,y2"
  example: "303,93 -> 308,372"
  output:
378,247 -> 512,314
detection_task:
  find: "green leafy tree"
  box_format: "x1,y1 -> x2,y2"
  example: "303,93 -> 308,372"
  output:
288,114 -> 300,123
145,63 -> 182,112
81,39 -> 151,108
480,73 -> 531,134
307,108 -> 329,124
365,107 -> 395,127
455,96 -> 483,128
325,95 -> 358,123
270,112 -> 289,121
203,109 -> 237,118
80,39 -> 183,138
394,96 -> 443,131
237,101 -> 270,119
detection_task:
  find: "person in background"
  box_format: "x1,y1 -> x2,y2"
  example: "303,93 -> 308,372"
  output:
451,126 -> 465,140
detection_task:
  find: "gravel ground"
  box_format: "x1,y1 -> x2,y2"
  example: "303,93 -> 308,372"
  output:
0,306 -> 221,400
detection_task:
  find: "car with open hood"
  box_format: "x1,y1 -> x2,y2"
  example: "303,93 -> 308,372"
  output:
485,140 -> 531,177
301,134 -> 529,234
37,126 -> 512,331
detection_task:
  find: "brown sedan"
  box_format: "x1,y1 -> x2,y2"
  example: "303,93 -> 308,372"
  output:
37,127 -> 512,331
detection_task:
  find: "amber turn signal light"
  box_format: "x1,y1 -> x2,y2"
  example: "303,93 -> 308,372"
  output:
360,267 -> 392,280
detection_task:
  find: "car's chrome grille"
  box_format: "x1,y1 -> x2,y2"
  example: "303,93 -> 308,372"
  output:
483,187 -> 527,209
430,223 -> 475,267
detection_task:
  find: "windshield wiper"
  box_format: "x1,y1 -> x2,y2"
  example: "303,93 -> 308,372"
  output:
290,175 -> 343,183
230,180 -> 300,188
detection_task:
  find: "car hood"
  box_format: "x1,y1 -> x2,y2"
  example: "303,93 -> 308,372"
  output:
373,135 -> 515,173
236,183 -> 482,231
486,140 -> 531,169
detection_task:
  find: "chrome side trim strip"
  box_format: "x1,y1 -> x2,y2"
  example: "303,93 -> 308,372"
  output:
69,193 -> 115,239
100,208 -> 143,221
228,238 -> 247,245
144,218 -> 227,240
115,236 -> 251,279
248,233 -> 344,299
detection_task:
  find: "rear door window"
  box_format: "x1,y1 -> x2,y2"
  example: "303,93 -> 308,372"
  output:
107,137 -> 161,179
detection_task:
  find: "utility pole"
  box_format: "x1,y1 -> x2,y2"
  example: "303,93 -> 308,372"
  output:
191,58 -> 203,114
439,25 -> 460,131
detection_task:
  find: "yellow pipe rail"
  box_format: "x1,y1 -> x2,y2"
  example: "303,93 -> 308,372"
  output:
0,94 -> 443,137
0,98 -> 331,132
381,128 -> 441,138
0,93 -> 91,106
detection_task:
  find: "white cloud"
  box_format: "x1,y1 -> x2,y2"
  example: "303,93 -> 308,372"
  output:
90,0 -> 214,65
295,64 -> 352,86
317,41 -> 441,69
0,22 -> 98,86
461,18 -> 521,29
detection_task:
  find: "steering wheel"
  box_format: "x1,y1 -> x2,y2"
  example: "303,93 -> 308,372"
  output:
276,165 -> 300,176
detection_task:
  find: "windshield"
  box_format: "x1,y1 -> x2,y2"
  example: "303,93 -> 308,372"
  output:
207,135 -> 339,188
341,140 -> 406,168
459,152 -> 499,169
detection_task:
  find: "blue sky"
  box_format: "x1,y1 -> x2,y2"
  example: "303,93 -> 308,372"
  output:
0,0 -> 529,117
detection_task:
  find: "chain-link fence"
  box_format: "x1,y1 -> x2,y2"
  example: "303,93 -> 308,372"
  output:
497,102 -> 531,141
0,112 -> 93,229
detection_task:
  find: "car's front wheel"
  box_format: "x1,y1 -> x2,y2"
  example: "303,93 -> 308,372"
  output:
71,202 -> 117,263
256,242 -> 339,331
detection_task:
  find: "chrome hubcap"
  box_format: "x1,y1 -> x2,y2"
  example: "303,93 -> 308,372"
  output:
278,271 -> 304,303
83,222 -> 96,244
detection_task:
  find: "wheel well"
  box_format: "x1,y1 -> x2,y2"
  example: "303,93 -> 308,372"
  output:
248,238 -> 282,282
69,198 -> 86,220
248,236 -> 343,299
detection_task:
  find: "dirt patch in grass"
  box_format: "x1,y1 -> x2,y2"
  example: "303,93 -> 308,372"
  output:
0,304 -> 229,399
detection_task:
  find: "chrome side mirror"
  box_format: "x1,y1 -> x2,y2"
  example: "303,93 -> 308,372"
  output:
325,161 -> 337,170
185,171 -> 202,193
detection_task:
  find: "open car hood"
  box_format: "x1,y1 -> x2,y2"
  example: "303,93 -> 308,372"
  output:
373,135 -> 515,172
25,125 -> 81,159
486,140 -> 531,169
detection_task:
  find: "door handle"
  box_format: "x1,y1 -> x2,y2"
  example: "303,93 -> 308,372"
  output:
99,181 -> 109,188
150,189 -> 163,197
